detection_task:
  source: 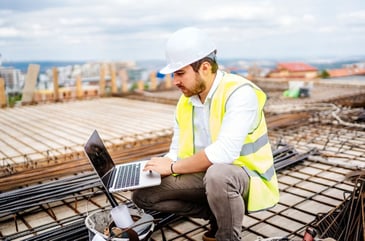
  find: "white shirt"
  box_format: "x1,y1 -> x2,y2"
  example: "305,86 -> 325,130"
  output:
166,70 -> 259,164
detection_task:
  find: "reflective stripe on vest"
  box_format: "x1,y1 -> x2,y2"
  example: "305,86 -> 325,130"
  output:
242,164 -> 275,181
240,133 -> 269,156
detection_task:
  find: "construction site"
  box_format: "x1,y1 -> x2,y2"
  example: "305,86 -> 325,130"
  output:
0,65 -> 365,241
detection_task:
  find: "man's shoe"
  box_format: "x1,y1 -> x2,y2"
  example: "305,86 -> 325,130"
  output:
202,219 -> 217,241
202,230 -> 216,241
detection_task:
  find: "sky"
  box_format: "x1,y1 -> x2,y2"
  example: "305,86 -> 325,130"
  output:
1,0 -> 365,62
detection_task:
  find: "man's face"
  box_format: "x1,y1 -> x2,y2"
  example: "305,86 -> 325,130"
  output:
173,65 -> 206,97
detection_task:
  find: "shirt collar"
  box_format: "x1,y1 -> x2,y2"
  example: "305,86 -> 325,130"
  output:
190,70 -> 223,105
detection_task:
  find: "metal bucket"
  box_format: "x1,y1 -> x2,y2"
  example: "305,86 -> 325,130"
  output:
85,208 -> 154,241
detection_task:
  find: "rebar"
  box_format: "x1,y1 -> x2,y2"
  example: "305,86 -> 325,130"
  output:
313,174 -> 365,241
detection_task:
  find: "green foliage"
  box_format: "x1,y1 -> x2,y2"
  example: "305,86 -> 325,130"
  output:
320,70 -> 330,79
129,82 -> 138,91
7,92 -> 22,107
144,83 -> 149,90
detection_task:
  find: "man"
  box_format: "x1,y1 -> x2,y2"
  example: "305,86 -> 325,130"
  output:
132,27 -> 279,241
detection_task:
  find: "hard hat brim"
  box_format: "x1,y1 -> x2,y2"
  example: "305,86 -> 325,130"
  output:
159,65 -> 174,75
159,62 -> 185,74
160,48 -> 217,74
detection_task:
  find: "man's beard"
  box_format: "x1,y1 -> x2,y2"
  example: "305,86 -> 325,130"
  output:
181,73 -> 206,97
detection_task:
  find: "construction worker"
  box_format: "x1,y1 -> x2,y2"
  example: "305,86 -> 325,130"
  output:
132,27 -> 279,241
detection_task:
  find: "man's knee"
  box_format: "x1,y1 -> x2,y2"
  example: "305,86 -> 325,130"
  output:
205,164 -> 231,183
131,190 -> 147,208
204,164 -> 229,191
204,164 -> 247,196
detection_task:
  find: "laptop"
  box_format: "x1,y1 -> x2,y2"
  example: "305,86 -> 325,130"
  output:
84,130 -> 161,193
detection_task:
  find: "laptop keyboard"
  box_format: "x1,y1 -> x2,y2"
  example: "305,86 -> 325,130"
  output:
114,163 -> 141,189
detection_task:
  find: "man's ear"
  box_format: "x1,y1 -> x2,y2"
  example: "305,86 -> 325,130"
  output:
200,61 -> 211,73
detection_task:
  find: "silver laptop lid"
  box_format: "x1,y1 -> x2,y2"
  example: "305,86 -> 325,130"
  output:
84,130 -> 115,189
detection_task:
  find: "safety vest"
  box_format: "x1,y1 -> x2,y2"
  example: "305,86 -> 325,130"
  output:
175,72 -> 279,212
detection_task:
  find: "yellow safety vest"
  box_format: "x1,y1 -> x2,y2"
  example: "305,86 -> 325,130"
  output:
175,72 -> 279,212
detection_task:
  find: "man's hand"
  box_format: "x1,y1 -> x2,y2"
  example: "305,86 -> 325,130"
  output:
143,156 -> 173,177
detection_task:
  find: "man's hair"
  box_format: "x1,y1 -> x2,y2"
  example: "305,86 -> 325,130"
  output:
190,50 -> 218,73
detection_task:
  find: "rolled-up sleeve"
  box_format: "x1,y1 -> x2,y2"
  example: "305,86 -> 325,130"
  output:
205,85 -> 259,164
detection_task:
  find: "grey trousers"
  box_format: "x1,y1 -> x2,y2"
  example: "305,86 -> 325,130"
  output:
132,164 -> 250,241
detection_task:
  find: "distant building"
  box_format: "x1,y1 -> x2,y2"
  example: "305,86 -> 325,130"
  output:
326,67 -> 365,78
0,66 -> 23,92
266,62 -> 318,79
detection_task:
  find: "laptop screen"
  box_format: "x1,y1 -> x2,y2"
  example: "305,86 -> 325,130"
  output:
84,130 -> 115,187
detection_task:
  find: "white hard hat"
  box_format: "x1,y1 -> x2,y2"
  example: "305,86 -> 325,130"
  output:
160,27 -> 216,74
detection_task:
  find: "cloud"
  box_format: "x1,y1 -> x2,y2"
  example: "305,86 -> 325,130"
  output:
0,0 -> 364,61
338,10 -> 365,29
0,27 -> 19,37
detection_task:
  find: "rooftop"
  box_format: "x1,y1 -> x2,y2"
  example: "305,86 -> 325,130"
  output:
277,63 -> 318,72
0,79 -> 365,240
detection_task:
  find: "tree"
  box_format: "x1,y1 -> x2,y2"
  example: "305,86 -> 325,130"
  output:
320,70 -> 330,79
